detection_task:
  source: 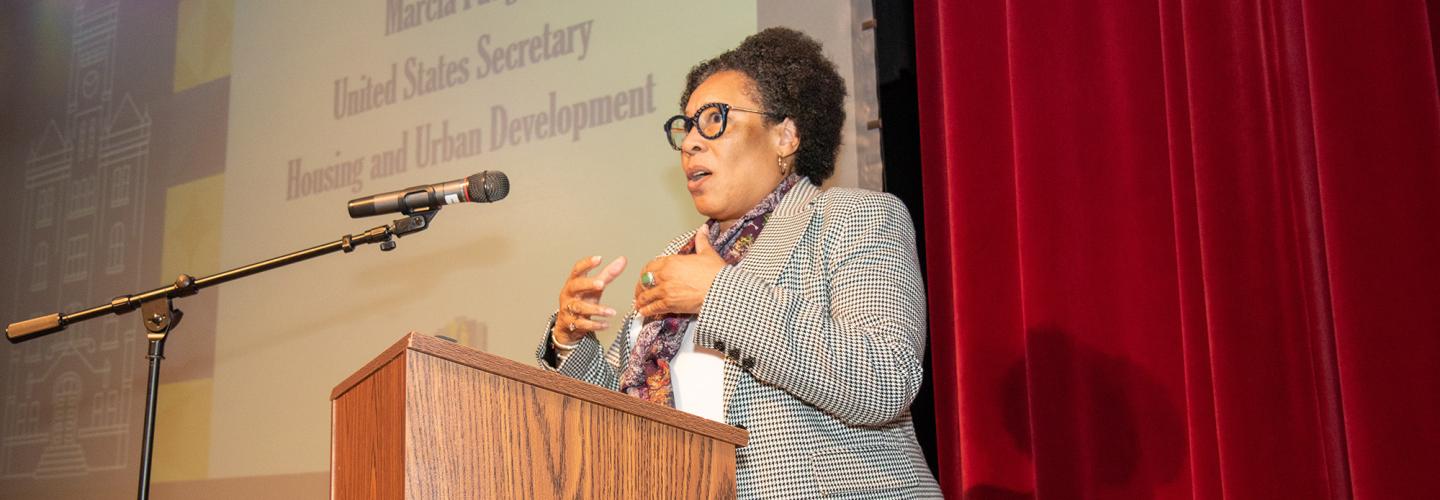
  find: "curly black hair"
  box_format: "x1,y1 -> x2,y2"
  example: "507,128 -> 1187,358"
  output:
680,27 -> 847,185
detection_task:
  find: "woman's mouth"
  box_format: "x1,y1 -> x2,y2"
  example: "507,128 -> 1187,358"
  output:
686,169 -> 712,191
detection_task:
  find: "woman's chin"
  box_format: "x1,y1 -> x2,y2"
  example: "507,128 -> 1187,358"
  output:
690,197 -> 720,220
693,208 -> 722,221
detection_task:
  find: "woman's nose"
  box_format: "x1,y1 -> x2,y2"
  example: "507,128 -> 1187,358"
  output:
680,126 -> 707,153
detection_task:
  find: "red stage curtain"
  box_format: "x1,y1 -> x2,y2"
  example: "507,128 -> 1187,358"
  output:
914,0 -> 1440,498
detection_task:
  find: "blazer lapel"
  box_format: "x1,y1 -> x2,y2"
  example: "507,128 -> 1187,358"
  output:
735,180 -> 820,284
721,181 -> 819,419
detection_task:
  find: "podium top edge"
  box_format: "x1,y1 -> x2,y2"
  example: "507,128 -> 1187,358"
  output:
330,332 -> 416,401
332,333 -> 749,447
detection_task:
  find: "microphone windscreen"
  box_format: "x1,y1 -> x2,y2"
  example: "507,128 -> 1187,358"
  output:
470,171 -> 510,202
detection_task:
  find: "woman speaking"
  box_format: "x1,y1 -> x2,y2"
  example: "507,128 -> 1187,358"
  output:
537,27 -> 941,498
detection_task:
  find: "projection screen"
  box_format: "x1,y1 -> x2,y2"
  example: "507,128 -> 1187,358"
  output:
0,1 -> 882,497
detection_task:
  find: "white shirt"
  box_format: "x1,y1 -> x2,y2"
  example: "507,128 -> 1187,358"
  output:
631,316 -> 726,423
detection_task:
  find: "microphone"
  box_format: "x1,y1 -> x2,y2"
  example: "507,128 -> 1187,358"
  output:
348,171 -> 509,218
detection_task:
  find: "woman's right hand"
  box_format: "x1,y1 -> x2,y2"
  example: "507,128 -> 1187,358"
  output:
553,255 -> 628,344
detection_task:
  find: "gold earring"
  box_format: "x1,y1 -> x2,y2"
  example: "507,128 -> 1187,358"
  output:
777,155 -> 789,175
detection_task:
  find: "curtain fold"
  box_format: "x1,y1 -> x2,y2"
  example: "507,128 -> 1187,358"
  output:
915,0 -> 1440,498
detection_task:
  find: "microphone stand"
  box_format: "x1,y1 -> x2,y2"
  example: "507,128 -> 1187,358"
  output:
5,206 -> 442,500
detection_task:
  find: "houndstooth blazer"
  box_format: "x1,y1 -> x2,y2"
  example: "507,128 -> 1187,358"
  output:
537,180 -> 943,498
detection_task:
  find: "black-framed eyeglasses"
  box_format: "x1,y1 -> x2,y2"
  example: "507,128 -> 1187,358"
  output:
663,102 -> 783,150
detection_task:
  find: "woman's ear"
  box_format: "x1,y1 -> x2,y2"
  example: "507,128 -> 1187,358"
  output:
774,117 -> 800,157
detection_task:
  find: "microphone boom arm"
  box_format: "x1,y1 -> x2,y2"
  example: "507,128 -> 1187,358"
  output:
6,209 -> 436,343
4,208 -> 442,500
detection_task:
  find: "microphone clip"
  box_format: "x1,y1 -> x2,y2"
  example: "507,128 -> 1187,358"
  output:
383,205 -> 441,251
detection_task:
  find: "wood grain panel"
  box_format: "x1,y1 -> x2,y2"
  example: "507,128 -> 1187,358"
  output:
332,355 -> 406,499
405,352 -> 736,499
331,334 -> 745,499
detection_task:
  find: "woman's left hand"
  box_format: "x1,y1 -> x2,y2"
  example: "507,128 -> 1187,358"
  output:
634,224 -> 727,317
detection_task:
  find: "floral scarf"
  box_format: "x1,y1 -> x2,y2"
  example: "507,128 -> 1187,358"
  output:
617,174 -> 803,406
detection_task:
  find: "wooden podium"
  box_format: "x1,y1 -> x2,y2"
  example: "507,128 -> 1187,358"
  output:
330,333 -> 748,499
